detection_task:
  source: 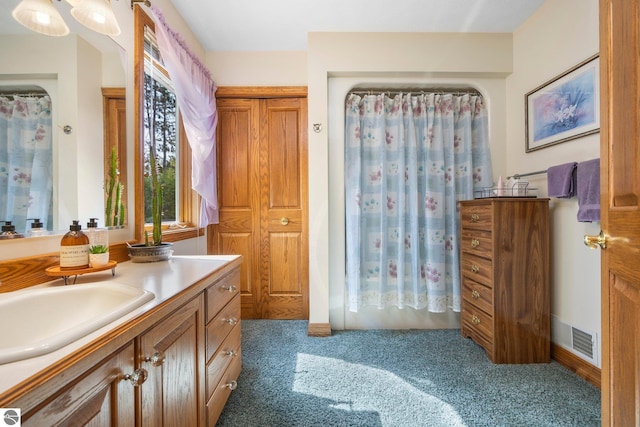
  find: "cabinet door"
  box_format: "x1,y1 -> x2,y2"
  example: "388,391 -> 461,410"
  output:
139,296 -> 204,427
23,343 -> 136,427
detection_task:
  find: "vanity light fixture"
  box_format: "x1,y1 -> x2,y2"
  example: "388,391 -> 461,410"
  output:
11,0 -> 70,37
71,0 -> 121,36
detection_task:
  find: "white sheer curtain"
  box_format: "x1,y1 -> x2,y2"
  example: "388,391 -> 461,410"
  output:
345,92 -> 493,313
150,5 -> 219,225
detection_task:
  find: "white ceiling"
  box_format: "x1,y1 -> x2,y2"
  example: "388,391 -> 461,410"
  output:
170,0 -> 547,52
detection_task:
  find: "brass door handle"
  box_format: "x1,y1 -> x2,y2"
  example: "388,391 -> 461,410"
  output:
280,217 -> 289,226
584,231 -> 606,250
471,238 -> 480,248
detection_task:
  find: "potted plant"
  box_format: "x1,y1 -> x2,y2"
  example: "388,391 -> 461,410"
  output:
127,150 -> 173,262
89,244 -> 110,268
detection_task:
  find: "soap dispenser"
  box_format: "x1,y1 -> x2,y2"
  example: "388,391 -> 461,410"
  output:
60,220 -> 89,270
27,218 -> 48,237
86,218 -> 108,249
0,221 -> 24,240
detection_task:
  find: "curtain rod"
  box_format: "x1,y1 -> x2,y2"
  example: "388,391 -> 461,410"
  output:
507,169 -> 547,179
349,88 -> 482,96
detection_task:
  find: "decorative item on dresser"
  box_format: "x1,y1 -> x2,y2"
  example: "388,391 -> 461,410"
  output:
459,198 -> 550,364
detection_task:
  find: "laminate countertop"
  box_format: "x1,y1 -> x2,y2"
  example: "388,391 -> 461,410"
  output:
0,255 -> 242,401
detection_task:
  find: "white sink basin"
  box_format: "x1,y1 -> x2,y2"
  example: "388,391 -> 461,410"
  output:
0,282 -> 154,364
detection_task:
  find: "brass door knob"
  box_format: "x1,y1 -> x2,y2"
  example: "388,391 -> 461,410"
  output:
584,231 -> 606,250
280,217 -> 290,226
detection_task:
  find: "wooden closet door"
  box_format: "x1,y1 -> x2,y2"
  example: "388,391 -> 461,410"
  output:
599,0 -> 640,424
210,93 -> 308,320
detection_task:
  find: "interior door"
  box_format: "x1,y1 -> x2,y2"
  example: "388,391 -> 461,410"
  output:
210,91 -> 308,320
599,0 -> 640,424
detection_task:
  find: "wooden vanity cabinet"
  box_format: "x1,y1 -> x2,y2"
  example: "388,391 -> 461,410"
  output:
139,296 -> 204,427
12,261 -> 242,427
459,198 -> 550,364
23,343 -> 136,426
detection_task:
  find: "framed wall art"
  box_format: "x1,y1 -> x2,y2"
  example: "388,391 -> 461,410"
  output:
525,54 -> 600,152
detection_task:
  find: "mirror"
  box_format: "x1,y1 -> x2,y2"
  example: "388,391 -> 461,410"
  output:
0,0 -> 129,238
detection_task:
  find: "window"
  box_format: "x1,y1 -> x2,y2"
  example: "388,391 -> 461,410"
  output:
134,6 -> 198,243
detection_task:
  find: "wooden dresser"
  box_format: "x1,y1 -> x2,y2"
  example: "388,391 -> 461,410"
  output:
459,198 -> 550,364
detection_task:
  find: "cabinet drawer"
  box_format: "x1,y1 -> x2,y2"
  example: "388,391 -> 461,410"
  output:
460,253 -> 492,287
206,269 -> 241,323
461,301 -> 494,344
462,277 -> 493,315
460,203 -> 492,230
460,229 -> 492,258
207,294 -> 241,357
207,324 -> 241,395
207,355 -> 242,426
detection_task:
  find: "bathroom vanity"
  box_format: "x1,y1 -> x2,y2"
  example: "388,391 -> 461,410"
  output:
0,255 -> 242,426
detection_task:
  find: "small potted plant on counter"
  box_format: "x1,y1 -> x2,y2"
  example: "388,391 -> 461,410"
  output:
89,244 -> 110,268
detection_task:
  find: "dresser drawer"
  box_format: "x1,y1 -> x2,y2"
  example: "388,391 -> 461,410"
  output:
460,253 -> 492,287
206,269 -> 241,323
460,203 -> 493,230
462,277 -> 493,315
206,355 -> 242,426
207,294 -> 241,360
207,324 -> 241,396
460,229 -> 492,258
461,300 -> 494,344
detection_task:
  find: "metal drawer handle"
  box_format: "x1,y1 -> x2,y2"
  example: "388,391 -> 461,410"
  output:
471,290 -> 480,299
225,349 -> 238,358
224,380 -> 238,391
471,238 -> 480,248
225,317 -> 238,326
123,368 -> 148,387
471,264 -> 479,273
222,285 -> 238,293
471,213 -> 480,222
471,315 -> 481,325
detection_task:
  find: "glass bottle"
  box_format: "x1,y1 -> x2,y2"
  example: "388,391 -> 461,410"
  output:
86,218 -> 109,251
60,220 -> 89,270
0,221 -> 24,240
27,218 -> 48,237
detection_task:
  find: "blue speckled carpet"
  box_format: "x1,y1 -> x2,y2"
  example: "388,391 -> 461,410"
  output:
216,320 -> 600,427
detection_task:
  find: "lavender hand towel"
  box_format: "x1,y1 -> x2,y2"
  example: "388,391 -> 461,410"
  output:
577,158 -> 600,222
547,162 -> 577,198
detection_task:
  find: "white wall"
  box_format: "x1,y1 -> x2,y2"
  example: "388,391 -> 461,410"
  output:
506,0 -> 601,366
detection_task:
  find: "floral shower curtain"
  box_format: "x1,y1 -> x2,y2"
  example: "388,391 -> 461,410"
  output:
0,95 -> 53,234
345,92 -> 493,313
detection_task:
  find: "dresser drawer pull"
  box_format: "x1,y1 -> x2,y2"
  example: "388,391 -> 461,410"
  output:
225,349 -> 238,358
471,290 -> 480,299
471,315 -> 481,325
225,317 -> 239,326
471,238 -> 480,248
471,213 -> 480,222
224,380 -> 238,391
222,285 -> 238,293
471,264 -> 480,273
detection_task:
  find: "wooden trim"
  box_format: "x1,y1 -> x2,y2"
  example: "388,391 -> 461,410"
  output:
307,323 -> 332,337
551,343 -> 601,389
216,86 -> 307,99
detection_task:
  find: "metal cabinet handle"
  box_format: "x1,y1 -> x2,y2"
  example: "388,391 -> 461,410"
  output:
471,238 -> 480,248
225,317 -> 238,326
123,368 -> 148,387
225,349 -> 238,358
471,315 -> 481,325
471,290 -> 480,299
471,264 -> 479,273
280,217 -> 290,226
144,351 -> 165,367
471,213 -> 480,222
222,285 -> 238,293
224,380 -> 238,391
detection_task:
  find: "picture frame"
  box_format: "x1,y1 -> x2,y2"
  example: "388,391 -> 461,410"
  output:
525,54 -> 600,152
